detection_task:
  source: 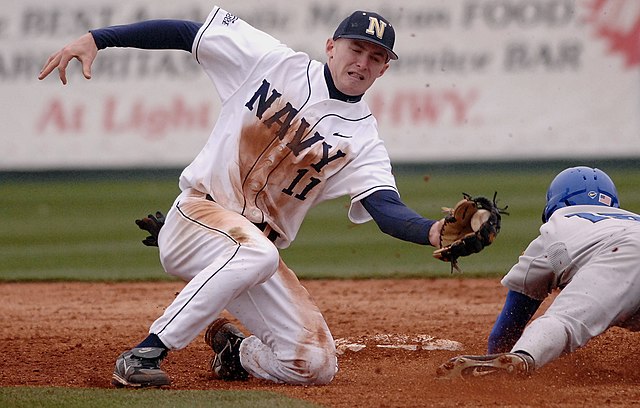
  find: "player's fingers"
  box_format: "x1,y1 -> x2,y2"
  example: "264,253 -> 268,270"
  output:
38,53 -> 62,81
79,55 -> 94,80
57,56 -> 70,85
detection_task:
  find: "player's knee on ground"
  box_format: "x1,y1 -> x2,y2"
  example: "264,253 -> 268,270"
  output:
279,347 -> 338,385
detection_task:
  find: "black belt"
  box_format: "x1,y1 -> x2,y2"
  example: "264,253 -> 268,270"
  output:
253,222 -> 280,243
205,194 -> 279,243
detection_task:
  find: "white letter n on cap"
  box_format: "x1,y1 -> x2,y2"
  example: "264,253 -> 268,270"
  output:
366,17 -> 386,39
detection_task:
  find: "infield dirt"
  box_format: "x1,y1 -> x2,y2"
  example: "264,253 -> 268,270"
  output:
2,279 -> 638,407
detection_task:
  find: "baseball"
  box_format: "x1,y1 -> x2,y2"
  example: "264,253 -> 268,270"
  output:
471,209 -> 491,231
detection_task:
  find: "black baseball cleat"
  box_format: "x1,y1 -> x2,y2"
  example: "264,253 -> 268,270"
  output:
204,318 -> 249,381
436,352 -> 535,380
111,347 -> 171,387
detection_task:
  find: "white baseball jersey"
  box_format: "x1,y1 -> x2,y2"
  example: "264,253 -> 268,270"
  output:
179,6 -> 397,248
502,204 -> 640,367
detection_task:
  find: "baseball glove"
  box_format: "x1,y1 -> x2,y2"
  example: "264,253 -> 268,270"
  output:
135,211 -> 165,247
433,193 -> 507,272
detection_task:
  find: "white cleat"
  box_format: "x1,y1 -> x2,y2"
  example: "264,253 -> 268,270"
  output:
436,352 -> 535,380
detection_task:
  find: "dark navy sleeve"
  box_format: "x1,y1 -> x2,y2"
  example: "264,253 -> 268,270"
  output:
90,20 -> 202,52
360,189 -> 436,245
487,290 -> 542,354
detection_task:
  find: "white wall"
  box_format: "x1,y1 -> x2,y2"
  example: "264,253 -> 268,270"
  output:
2,0 -> 639,169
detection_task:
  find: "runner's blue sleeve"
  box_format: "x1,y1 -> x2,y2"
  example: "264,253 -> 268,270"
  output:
361,189 -> 436,245
487,290 -> 542,354
90,20 -> 202,51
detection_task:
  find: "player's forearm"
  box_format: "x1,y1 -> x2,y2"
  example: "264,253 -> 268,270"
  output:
361,190 -> 436,246
487,290 -> 541,353
90,20 -> 202,51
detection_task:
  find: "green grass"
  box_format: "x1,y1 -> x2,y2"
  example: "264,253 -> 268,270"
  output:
1,162 -> 639,281
0,387 -> 320,408
0,177 -> 180,281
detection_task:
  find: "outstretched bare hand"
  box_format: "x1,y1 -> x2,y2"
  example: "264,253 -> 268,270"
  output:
38,33 -> 98,85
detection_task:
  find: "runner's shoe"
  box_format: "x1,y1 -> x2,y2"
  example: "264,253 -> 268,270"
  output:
436,352 -> 535,379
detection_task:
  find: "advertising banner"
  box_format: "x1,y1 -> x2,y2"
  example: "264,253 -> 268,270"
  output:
1,0 -> 638,169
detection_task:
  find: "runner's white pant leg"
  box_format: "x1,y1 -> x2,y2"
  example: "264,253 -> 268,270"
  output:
227,260 -> 337,385
150,190 -> 280,350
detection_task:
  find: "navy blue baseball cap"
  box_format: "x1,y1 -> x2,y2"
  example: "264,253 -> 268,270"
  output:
333,10 -> 398,60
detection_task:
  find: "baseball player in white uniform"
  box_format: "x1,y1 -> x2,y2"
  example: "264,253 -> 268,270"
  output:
437,166 -> 640,379
40,7 -> 451,388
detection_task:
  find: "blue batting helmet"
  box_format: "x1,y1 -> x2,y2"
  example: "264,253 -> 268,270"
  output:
542,166 -> 619,222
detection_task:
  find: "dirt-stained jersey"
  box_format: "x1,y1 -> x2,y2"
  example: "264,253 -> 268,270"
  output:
179,6 -> 397,248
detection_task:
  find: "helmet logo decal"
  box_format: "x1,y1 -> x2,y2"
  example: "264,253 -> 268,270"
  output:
588,190 -> 597,199
599,193 -> 612,206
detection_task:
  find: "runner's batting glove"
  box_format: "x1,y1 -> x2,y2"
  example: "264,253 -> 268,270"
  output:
135,211 -> 165,247
433,193 -> 508,273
